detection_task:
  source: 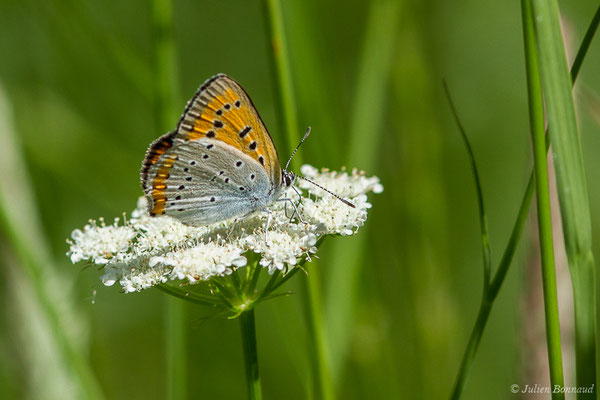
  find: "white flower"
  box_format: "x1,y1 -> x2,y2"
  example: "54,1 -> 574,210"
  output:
67,165 -> 382,292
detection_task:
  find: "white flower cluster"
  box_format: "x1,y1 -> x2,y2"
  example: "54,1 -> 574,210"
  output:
67,165 -> 382,293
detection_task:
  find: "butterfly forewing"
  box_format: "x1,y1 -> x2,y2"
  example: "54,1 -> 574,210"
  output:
175,74 -> 281,186
141,74 -> 286,226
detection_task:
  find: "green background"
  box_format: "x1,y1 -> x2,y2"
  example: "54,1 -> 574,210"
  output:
0,0 -> 599,399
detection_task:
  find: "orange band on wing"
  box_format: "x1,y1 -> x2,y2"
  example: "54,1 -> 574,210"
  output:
186,89 -> 269,165
141,131 -> 177,184
150,155 -> 178,215
174,74 -> 282,183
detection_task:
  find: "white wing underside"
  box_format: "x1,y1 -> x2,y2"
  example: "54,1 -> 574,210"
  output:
145,139 -> 277,225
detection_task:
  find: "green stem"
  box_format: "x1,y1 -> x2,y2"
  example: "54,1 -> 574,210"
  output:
531,0 -> 597,396
450,297 -> 492,400
300,271 -> 334,400
255,270 -> 281,304
522,0 -> 565,396
157,284 -> 222,306
152,0 -> 179,127
449,6 -> 600,397
450,162 -> 535,400
570,6 -> 600,82
261,2 -> 334,398
567,6 -> 600,397
240,310 -> 263,400
262,0 -> 299,156
269,264 -> 302,293
166,297 -> 187,400
151,0 -> 185,398
443,80 -> 492,291
248,263 -> 262,295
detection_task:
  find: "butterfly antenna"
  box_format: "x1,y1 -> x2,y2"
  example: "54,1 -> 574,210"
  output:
285,126 -> 312,171
297,176 -> 355,208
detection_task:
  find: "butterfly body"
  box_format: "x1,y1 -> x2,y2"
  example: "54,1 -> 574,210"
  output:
141,74 -> 293,226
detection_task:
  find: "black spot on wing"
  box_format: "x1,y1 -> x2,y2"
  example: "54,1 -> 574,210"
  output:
239,126 -> 251,138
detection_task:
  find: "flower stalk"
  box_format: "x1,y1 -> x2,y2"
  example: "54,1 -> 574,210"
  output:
240,309 -> 262,400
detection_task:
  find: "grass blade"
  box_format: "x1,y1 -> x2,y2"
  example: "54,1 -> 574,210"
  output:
442,83 -> 495,400
531,0 -> 597,395
522,1 -> 565,396
449,5 -> 600,397
262,0 -> 299,157
442,81 -> 492,289
151,0 -> 186,398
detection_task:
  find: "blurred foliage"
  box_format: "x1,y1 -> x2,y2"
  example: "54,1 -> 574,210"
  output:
0,0 -> 599,399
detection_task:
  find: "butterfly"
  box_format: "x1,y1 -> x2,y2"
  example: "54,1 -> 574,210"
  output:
140,74 -> 299,227
141,74 -> 353,229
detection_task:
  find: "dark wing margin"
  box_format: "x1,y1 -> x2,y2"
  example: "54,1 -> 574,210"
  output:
140,130 -> 177,192
175,74 -> 226,134
173,74 -> 282,184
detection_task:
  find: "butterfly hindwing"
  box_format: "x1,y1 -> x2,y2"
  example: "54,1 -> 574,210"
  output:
175,74 -> 282,186
143,139 -> 273,225
140,130 -> 177,184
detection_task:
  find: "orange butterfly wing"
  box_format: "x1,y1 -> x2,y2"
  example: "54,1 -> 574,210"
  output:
176,74 -> 281,185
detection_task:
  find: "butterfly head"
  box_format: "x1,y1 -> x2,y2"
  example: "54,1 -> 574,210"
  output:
282,170 -> 296,187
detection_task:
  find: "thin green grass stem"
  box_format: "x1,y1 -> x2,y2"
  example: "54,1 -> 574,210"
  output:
522,1 -> 565,396
262,0 -> 299,155
152,0 -> 179,129
240,310 -> 263,400
531,0 -> 597,396
442,80 -> 492,291
151,0 -> 186,398
449,4 -> 600,398
261,1 -> 334,398
300,265 -> 334,400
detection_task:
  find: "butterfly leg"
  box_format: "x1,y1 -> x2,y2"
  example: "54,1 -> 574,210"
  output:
225,219 -> 239,241
277,198 -> 304,224
281,198 -> 297,221
263,210 -> 273,246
